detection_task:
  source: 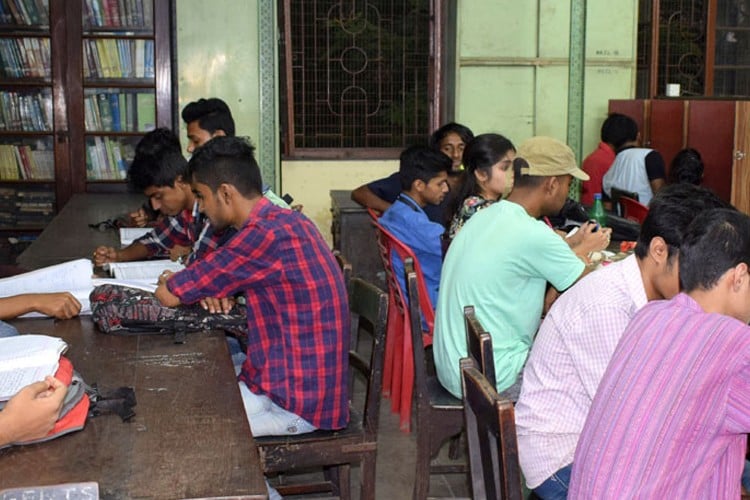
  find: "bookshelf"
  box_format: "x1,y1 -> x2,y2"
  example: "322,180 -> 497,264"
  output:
0,0 -> 174,233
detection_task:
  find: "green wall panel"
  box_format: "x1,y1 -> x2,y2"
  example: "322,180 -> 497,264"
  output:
458,1 -> 537,58
539,0 -> 571,58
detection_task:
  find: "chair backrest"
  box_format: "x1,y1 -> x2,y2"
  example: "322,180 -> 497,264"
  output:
368,208 -> 435,334
610,186 -> 639,217
463,305 -> 496,389
620,195 -> 649,224
348,277 -> 389,438
460,358 -> 523,500
333,249 -> 353,297
405,259 -> 431,410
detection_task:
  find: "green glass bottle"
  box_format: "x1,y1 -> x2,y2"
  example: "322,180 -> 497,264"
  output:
588,193 -> 607,228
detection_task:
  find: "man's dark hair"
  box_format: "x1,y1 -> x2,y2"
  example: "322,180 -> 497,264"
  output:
187,136 -> 262,197
399,145 -> 452,191
679,208 -> 750,292
429,122 -> 475,149
181,97 -> 236,137
634,184 -> 733,264
511,157 -> 546,189
601,113 -> 638,151
127,127 -> 187,191
668,148 -> 704,185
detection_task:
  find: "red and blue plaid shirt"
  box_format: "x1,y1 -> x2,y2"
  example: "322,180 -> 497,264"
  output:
135,202 -> 231,264
167,198 -> 350,430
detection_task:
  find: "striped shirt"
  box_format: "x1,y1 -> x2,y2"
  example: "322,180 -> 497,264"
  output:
569,293 -> 750,499
515,254 -> 647,488
135,202 -> 230,264
167,197 -> 350,430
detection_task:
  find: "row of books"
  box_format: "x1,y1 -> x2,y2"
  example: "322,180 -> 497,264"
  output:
0,186 -> 55,228
84,0 -> 152,29
85,135 -> 134,180
0,37 -> 51,79
0,90 -> 52,131
83,38 -> 154,80
84,91 -> 155,132
0,0 -> 48,26
0,143 -> 53,180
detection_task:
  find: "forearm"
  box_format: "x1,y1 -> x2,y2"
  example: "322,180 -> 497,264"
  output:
155,282 -> 181,307
351,186 -> 391,213
116,242 -> 151,262
0,295 -> 50,320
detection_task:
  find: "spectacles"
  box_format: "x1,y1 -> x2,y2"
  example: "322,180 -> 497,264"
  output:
88,218 -> 121,232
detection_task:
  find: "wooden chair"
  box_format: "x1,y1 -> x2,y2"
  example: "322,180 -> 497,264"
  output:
256,277 -> 388,500
461,357 -> 524,500
464,305 -> 496,389
368,208 -> 435,431
620,195 -> 649,224
406,259 -> 467,500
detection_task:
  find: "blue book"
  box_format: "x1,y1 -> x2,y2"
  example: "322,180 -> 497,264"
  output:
108,93 -> 121,131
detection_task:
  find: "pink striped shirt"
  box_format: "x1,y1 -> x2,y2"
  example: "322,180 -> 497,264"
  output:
569,293 -> 750,499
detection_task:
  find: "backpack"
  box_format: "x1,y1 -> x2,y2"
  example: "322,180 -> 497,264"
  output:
89,284 -> 248,344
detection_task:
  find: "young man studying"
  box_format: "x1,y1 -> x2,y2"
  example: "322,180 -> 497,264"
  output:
515,184 -> 729,499
155,136 -> 350,437
92,128 -> 227,266
569,208 -> 750,499
379,145 -> 451,307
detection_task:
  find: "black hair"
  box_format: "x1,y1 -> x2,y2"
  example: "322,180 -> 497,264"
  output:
679,208 -> 750,292
448,133 -> 515,217
634,183 -> 733,264
399,145 -> 452,191
429,122 -> 474,150
601,113 -> 638,151
187,136 -> 262,197
127,127 -> 187,191
181,97 -> 236,137
511,157 -> 546,189
668,148 -> 704,185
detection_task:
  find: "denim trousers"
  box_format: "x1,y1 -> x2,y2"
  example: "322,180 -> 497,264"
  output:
533,463 -> 572,500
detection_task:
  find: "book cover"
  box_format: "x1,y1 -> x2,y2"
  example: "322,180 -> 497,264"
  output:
96,92 -> 113,131
108,93 -> 121,131
136,92 -> 155,131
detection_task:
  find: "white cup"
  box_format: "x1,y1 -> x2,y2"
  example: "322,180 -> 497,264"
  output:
666,83 -> 681,97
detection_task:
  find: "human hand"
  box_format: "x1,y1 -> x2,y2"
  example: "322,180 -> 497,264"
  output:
574,222 -> 612,255
157,270 -> 174,287
199,296 -> 236,314
129,208 -> 149,228
92,246 -> 118,266
33,292 -> 82,319
1,377 -> 67,444
169,245 -> 190,263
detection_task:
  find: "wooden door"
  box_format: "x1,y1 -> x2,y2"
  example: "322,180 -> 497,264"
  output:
686,100 -> 735,203
732,101 -> 750,214
649,99 -> 685,175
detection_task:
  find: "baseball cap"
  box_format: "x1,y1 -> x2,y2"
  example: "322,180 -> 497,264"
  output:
516,136 -> 589,181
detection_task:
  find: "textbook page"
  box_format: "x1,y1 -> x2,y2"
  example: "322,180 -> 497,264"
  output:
92,277 -> 157,293
105,260 -> 184,280
0,334 -> 67,401
119,227 -> 152,247
0,259 -> 94,317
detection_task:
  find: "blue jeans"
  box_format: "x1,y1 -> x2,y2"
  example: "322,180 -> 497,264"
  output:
0,320 -> 18,338
533,463 -> 572,500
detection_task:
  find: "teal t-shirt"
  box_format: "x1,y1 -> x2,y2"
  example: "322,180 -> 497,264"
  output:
433,200 -> 585,398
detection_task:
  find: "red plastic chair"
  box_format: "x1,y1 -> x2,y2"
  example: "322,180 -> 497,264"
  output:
620,196 -> 649,224
368,208 -> 434,432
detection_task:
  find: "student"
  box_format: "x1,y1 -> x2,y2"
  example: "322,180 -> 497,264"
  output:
0,376 -> 67,447
446,133 -> 516,239
433,136 -> 593,401
668,147 -> 704,185
92,128 -> 227,266
515,184 -> 730,499
580,113 -> 633,205
181,97 -> 290,208
379,145 -> 451,307
155,136 -> 349,437
601,114 -> 666,206
350,122 -> 474,226
569,208 -> 750,499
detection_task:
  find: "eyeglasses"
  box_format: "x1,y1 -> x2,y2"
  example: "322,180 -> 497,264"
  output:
88,218 -> 121,232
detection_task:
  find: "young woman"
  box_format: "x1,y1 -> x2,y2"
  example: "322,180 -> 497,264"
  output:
447,133 -> 515,239
429,122 -> 475,174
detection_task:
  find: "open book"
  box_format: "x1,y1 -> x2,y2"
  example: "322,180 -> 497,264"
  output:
0,334 -> 67,401
119,226 -> 152,247
104,260 -> 184,280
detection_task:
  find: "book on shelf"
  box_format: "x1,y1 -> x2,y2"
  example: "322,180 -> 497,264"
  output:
0,334 -> 67,401
96,92 -> 113,130
108,92 -> 121,131
136,92 -> 155,131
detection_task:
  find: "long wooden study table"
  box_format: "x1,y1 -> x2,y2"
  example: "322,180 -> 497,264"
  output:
3,194 -> 268,499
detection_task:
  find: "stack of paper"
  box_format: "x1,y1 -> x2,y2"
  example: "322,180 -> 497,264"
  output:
0,334 -> 68,401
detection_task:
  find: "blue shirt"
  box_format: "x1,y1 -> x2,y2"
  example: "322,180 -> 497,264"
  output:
379,193 -> 444,308
368,172 -> 448,226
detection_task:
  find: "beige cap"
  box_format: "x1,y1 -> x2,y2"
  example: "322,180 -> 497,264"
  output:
516,136 -> 590,181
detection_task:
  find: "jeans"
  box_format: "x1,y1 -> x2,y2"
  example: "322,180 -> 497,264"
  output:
0,320 -> 18,338
533,463 -> 572,500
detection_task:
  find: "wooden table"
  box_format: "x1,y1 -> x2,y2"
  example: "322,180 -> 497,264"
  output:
17,193 -> 144,270
0,317 -> 267,499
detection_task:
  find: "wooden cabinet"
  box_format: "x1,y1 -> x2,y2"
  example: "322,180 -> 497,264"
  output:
609,98 -> 750,213
0,0 -> 173,233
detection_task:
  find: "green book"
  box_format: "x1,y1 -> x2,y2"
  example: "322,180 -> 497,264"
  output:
136,92 -> 155,132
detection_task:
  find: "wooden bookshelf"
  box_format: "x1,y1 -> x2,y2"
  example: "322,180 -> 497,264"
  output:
0,0 -> 174,233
